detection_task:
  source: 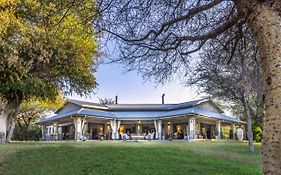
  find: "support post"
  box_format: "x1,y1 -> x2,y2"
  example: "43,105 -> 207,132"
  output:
116,120 -> 121,139
53,122 -> 58,141
110,119 -> 117,140
74,117 -> 82,141
231,123 -> 236,140
154,120 -> 158,139
82,118 -> 87,139
189,118 -> 196,139
41,125 -> 47,141
157,120 -> 162,140
216,121 -> 221,140
186,122 -> 189,139
90,123 -> 93,140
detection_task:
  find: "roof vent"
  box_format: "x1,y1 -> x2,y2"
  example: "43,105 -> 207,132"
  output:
115,95 -> 118,104
162,94 -> 165,104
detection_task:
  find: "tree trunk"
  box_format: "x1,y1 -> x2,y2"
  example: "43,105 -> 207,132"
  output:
0,114 -> 8,143
236,0 -> 281,174
0,102 -> 19,144
242,96 -> 255,152
6,117 -> 16,142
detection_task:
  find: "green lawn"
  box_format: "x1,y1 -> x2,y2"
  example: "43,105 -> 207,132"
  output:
0,141 -> 261,175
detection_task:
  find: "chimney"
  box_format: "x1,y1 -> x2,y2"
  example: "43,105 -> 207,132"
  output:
115,95 -> 118,104
162,94 -> 165,104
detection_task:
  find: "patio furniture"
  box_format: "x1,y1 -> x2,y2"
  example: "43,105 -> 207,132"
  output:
145,132 -> 155,140
121,133 -> 129,141
131,133 -> 146,140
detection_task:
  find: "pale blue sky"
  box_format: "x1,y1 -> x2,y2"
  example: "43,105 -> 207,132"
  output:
70,62 -> 202,104
69,40 -> 202,104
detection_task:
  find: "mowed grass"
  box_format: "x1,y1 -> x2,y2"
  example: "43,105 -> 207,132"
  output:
0,141 -> 261,175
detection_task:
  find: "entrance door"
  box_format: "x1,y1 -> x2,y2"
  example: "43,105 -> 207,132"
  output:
92,128 -> 98,139
207,125 -> 212,139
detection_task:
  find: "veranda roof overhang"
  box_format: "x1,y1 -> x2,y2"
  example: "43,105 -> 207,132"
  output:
111,111 -> 164,120
38,107 -> 244,125
37,108 -> 115,125
159,107 -> 244,123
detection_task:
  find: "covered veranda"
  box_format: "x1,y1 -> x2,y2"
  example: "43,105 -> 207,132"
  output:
38,109 -> 243,141
37,99 -> 246,141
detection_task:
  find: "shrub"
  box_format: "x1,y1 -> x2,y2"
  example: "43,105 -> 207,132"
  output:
252,123 -> 262,142
13,124 -> 41,141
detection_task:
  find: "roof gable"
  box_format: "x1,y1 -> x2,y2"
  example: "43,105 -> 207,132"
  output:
196,101 -> 224,113
56,102 -> 81,114
67,99 -> 108,110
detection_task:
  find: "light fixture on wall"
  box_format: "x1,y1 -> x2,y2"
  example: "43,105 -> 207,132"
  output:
119,126 -> 125,133
177,125 -> 181,133
167,121 -> 171,133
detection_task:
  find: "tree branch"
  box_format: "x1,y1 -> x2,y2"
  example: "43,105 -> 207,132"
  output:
176,15 -> 241,42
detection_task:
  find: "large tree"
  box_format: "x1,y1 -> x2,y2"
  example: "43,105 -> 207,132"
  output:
187,26 -> 262,152
0,0 -> 99,143
96,0 -> 281,173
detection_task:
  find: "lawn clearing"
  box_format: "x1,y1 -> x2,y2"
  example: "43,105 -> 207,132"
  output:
0,141 -> 261,175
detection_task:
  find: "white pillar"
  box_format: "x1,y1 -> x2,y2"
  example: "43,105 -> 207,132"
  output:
216,121 -> 221,140
105,122 -> 111,139
58,126 -> 63,140
116,120 -> 121,139
53,122 -> 58,140
58,126 -> 62,134
74,117 -> 82,141
154,120 -> 158,139
237,127 -> 244,141
186,123 -> 189,138
157,120 -> 162,140
189,118 -> 196,139
110,119 -> 117,140
41,125 -> 47,140
231,123 -> 236,140
82,118 -> 87,137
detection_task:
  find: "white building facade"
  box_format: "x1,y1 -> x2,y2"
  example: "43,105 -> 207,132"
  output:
38,99 -> 244,141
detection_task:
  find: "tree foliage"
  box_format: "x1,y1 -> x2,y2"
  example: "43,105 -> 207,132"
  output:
0,0 -> 99,104
14,96 -> 65,141
0,0 -> 99,143
98,97 -> 115,105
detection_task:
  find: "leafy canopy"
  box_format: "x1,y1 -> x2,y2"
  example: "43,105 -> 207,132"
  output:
0,0 -> 98,103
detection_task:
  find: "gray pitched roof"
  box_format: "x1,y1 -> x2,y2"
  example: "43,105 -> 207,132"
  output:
37,108 -> 115,124
38,98 -> 244,124
108,104 -> 173,111
68,99 -> 107,108
63,98 -> 208,111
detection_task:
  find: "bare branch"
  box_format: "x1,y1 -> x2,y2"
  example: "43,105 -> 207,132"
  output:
176,15 -> 241,42
120,0 -> 224,42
